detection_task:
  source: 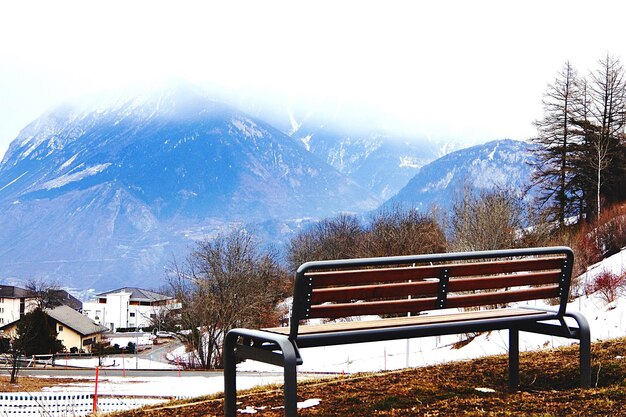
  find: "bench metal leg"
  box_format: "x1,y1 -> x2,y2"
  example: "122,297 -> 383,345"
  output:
517,310 -> 592,388
564,311 -> 591,387
283,349 -> 298,417
224,331 -> 239,417
508,328 -> 519,389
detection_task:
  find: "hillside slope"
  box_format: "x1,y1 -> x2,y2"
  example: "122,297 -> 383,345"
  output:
383,138 -> 537,212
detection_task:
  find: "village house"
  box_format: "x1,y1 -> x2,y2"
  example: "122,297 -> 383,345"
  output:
0,305 -> 107,353
82,287 -> 180,332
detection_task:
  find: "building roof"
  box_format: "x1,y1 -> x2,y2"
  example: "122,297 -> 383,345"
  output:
0,305 -> 108,336
0,286 -> 82,310
0,285 -> 31,298
96,287 -> 172,302
45,305 -> 108,336
51,289 -> 83,311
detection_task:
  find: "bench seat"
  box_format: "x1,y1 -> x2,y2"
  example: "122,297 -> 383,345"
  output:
264,308 -> 552,335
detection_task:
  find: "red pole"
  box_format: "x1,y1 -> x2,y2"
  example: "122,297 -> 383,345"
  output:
122,350 -> 126,377
93,366 -> 99,413
65,352 -> 68,369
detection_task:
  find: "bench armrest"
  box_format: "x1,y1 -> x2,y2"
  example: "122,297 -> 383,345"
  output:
225,328 -> 303,367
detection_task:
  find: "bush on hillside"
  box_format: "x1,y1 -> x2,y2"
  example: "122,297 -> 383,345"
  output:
585,269 -> 626,304
364,205 -> 447,257
286,208 -> 448,271
448,188 -> 523,252
577,203 -> 626,266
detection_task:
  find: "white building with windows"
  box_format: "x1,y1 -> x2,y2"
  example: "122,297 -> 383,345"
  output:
0,285 -> 31,325
0,285 -> 82,325
82,287 -> 180,332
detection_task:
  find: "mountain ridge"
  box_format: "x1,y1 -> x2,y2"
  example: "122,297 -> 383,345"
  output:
0,84 -> 535,292
383,138 -> 537,212
0,85 -> 378,290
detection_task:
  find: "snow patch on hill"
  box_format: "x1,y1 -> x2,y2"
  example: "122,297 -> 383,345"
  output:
37,163 -> 111,190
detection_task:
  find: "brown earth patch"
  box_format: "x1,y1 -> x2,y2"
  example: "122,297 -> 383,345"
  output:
9,338 -> 626,416
0,374 -> 93,392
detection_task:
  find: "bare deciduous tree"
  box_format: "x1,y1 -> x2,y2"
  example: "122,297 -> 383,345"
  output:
24,279 -> 64,310
449,188 -> 524,252
532,56 -> 626,223
287,208 -> 448,267
169,229 -> 289,369
585,54 -> 626,218
365,205 -> 447,257
286,214 -> 364,271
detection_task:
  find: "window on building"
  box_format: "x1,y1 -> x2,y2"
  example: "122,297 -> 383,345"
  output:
58,325 -> 63,332
0,307 -> 3,313
0,297 -> 4,303
0,318 -> 4,324
129,312 -> 135,317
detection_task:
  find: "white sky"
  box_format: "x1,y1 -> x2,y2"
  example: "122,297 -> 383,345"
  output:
1,0 -> 626,158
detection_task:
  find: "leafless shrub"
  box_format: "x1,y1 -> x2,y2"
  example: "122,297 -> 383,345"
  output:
449,188 -> 524,252
169,229 -> 289,369
585,269 -> 626,304
364,205 -> 447,257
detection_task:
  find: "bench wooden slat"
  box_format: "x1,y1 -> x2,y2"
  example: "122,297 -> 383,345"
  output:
306,256 -> 566,287
448,271 -> 561,293
311,280 -> 439,303
264,308 -> 550,335
309,297 -> 439,319
445,285 -> 561,309
310,271 -> 561,304
307,286 -> 560,319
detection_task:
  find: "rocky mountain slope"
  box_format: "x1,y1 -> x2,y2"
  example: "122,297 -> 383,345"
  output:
383,139 -> 537,212
290,121 -> 438,200
0,83 -> 378,290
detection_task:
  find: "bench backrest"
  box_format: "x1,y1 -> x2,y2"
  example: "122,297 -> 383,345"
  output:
290,246 -> 574,339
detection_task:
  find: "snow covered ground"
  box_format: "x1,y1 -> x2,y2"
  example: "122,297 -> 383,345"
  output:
40,372 -> 286,399
33,249 -> 626,400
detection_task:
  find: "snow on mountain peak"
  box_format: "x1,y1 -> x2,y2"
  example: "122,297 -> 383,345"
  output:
399,156 -> 421,169
231,117 -> 265,139
487,142 -> 498,160
300,134 -> 313,151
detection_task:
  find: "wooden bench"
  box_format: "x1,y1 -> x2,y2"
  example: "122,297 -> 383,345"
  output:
224,246 -> 591,417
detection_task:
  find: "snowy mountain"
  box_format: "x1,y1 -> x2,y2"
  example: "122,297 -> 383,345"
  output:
230,94 -> 445,201
0,82 -> 378,290
289,122 -> 439,200
382,139 -> 538,212
0,80 -> 542,293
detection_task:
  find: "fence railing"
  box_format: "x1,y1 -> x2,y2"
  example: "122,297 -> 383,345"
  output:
0,392 -> 175,416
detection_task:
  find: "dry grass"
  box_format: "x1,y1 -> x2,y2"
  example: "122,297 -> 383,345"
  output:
106,337 -> 626,416
0,374 -> 93,392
